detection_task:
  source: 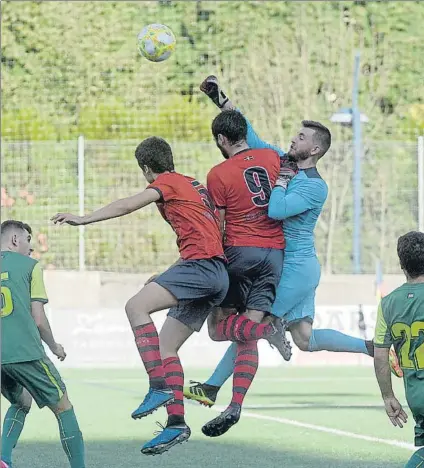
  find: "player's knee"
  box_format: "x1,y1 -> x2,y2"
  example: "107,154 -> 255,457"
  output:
14,402 -> 31,414
296,338 -> 310,352
244,309 -> 265,323
207,318 -> 219,341
290,321 -> 313,352
125,297 -> 136,316
292,333 -> 310,351
125,296 -> 148,319
207,308 -> 223,341
21,405 -> 31,415
49,392 -> 73,415
221,307 -> 237,318
17,388 -> 33,412
208,326 -> 220,341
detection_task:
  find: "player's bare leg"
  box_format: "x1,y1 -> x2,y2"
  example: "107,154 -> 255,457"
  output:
289,320 -> 315,351
48,392 -> 85,468
140,317 -> 193,455
126,282 -> 178,420
1,388 -> 32,468
125,281 -> 178,328
206,307 -> 229,341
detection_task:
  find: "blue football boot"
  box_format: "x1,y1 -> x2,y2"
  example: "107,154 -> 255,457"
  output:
141,422 -> 191,455
131,388 -> 174,419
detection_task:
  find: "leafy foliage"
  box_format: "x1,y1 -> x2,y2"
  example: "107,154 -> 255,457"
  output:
1,1 -> 423,273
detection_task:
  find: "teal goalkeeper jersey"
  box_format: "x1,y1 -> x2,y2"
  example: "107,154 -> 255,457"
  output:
244,112 -> 328,256
268,169 -> 327,255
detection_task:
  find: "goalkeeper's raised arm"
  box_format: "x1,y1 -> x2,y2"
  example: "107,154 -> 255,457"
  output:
200,75 -> 286,157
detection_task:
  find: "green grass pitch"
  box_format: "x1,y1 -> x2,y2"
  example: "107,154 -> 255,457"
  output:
1,366 -> 413,467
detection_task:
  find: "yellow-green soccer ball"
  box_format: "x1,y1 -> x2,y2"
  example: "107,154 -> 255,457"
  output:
137,24 -> 176,62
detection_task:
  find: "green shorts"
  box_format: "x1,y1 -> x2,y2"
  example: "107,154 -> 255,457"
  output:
1,357 -> 66,409
413,412 -> 424,446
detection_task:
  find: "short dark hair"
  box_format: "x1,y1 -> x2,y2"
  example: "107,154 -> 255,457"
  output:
397,231 -> 424,278
302,120 -> 332,157
1,220 -> 32,236
134,137 -> 175,173
212,110 -> 248,145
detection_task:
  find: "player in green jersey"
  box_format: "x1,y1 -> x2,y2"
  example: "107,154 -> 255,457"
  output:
374,230 -> 424,468
1,220 -> 85,468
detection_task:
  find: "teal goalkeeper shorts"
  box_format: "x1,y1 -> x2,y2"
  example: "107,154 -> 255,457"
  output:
271,254 -> 321,325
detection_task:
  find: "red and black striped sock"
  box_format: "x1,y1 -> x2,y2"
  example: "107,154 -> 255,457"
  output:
215,314 -> 273,342
134,323 -> 166,389
163,356 -> 185,425
230,340 -> 259,408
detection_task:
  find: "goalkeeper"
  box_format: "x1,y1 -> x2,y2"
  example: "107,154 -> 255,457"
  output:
185,77 -> 378,424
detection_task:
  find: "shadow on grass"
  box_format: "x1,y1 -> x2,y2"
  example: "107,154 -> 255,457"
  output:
12,439 -> 404,468
73,381 -> 375,403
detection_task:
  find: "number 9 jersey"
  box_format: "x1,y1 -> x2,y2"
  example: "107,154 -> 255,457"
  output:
206,148 -> 285,249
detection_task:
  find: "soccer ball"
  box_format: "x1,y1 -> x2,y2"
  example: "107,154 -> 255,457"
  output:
137,24 -> 176,62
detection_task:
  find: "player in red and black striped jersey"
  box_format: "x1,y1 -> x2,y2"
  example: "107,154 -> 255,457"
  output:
52,136 -> 229,456
148,172 -> 224,261
206,111 -> 287,346
187,110 -> 292,436
207,145 -> 284,249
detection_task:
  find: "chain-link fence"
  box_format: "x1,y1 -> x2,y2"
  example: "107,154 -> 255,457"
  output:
2,137 -> 421,273
2,1 -> 424,273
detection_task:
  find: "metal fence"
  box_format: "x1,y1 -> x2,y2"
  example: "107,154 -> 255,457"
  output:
2,136 -> 423,274
2,1 -> 424,274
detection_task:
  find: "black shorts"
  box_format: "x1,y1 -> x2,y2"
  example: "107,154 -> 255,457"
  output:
154,257 -> 229,332
221,246 -> 284,314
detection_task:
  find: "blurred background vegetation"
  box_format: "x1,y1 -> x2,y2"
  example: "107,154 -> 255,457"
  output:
2,1 -> 423,273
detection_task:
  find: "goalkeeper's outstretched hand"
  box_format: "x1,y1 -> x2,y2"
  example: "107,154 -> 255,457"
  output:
200,75 -> 230,109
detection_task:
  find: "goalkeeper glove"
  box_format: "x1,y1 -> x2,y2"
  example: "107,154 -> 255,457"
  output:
275,160 -> 298,190
200,75 -> 229,109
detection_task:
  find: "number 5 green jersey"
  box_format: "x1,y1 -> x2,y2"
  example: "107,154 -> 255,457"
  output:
1,251 -> 49,364
374,283 -> 424,409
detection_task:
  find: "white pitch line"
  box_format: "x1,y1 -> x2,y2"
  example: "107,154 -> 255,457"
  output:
211,405 -> 415,451
242,403 -> 389,409
76,377 -> 414,451
206,376 -> 375,383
